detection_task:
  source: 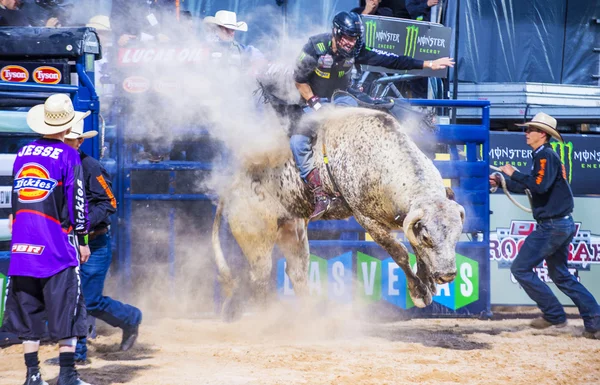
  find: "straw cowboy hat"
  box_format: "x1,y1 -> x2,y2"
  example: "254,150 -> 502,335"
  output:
64,118 -> 98,140
86,15 -> 111,31
204,10 -> 248,32
516,112 -> 564,143
27,94 -> 91,135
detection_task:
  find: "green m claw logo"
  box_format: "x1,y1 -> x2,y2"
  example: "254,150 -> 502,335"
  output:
364,20 -> 377,50
404,25 -> 419,58
550,141 -> 574,183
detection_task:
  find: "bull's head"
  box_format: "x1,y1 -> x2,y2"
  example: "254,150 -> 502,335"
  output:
403,195 -> 465,285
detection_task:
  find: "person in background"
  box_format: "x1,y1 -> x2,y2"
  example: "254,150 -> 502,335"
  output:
406,0 -> 439,21
44,120 -> 142,366
4,94 -> 92,385
351,0 -> 393,17
490,112 -> 600,339
0,0 -> 29,26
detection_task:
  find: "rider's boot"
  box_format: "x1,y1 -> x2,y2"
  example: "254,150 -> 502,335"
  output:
306,168 -> 331,221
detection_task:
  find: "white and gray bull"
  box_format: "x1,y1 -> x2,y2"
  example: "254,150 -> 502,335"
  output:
212,108 -> 465,320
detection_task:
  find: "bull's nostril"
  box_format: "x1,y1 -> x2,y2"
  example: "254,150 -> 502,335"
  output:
435,273 -> 456,284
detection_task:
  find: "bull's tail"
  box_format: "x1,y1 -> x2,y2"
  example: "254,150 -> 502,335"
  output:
212,199 -> 236,300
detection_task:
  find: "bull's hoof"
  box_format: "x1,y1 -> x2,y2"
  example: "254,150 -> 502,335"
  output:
221,295 -> 244,323
409,287 -> 433,308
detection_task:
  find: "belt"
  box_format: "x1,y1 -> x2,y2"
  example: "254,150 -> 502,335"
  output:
537,215 -> 571,224
88,227 -> 109,241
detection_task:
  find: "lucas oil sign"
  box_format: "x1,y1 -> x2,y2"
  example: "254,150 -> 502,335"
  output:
360,15 -> 452,78
277,250 -> 479,312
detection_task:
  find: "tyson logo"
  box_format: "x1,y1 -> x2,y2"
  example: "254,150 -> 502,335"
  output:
33,66 -> 62,84
13,163 -> 58,203
1,65 -> 29,82
123,76 -> 150,93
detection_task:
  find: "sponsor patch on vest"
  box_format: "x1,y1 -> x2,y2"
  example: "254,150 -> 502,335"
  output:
314,68 -> 331,79
318,54 -> 334,69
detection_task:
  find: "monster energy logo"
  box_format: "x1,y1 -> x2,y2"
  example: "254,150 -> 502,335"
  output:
550,141 -> 574,183
316,42 -> 326,53
338,71 -> 345,78
364,20 -> 377,50
404,25 -> 419,58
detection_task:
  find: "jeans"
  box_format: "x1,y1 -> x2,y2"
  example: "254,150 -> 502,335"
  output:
510,216 -> 600,330
75,233 -> 142,360
290,95 -> 359,180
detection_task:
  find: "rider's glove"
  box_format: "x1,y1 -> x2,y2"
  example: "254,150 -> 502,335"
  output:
307,95 -> 322,111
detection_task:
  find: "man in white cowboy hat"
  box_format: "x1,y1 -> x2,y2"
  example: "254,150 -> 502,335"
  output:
203,10 -> 264,69
44,120 -> 142,367
4,94 -> 95,385
490,112 -> 600,339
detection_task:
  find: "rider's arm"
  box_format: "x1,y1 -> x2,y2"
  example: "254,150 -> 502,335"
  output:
504,178 -> 528,194
293,41 -> 319,102
355,45 -> 425,70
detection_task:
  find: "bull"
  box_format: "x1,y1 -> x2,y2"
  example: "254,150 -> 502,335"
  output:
212,107 -> 465,320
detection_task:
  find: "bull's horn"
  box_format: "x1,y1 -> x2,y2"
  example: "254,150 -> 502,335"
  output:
403,208 -> 424,246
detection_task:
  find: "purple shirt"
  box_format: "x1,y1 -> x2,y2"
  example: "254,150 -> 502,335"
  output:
9,138 -> 89,278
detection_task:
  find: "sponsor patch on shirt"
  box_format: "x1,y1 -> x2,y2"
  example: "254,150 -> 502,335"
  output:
13,163 -> 58,203
318,54 -> 334,69
314,68 -> 331,79
11,243 -> 45,255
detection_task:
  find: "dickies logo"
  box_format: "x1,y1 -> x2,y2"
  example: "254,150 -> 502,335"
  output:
1,65 -> 29,82
13,163 -> 58,203
11,244 -> 45,255
33,66 -> 62,84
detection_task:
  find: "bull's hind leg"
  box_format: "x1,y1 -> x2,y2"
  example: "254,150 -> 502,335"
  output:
226,209 -> 279,318
277,218 -> 310,296
353,214 -> 433,308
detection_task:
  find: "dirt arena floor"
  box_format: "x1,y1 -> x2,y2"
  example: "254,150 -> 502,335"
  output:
1,305 -> 599,385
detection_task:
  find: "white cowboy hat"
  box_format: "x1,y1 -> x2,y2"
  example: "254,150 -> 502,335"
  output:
27,94 -> 91,135
204,10 -> 248,32
64,118 -> 98,140
86,15 -> 111,31
516,112 -> 564,143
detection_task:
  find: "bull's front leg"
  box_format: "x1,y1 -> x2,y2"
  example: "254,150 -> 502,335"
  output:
416,253 -> 437,296
353,214 -> 432,308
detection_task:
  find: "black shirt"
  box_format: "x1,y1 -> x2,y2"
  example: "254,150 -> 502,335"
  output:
80,151 -> 117,231
293,33 -> 423,100
0,7 -> 31,27
505,143 -> 574,221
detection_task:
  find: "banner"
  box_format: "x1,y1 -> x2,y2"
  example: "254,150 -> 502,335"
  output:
360,16 -> 452,78
490,132 -> 600,196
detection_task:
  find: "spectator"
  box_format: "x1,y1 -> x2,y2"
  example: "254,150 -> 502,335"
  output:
0,0 -> 30,26
44,120 -> 142,366
406,0 -> 439,22
381,0 -> 411,19
4,94 -> 92,385
492,113 -> 600,339
110,0 -> 173,47
351,0 -> 393,17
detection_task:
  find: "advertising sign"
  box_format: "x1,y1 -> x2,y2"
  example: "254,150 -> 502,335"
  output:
489,132 -> 600,196
360,16 -> 452,78
277,243 -> 487,315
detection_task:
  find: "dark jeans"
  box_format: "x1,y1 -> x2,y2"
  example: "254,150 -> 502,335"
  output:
75,234 -> 142,360
510,216 -> 600,330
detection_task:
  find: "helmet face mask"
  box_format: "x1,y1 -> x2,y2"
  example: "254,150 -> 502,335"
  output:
332,12 -> 362,58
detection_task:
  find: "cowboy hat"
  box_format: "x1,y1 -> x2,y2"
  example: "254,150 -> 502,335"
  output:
27,94 -> 91,135
516,112 -> 563,143
204,10 -> 248,32
64,118 -> 98,140
86,15 -> 111,31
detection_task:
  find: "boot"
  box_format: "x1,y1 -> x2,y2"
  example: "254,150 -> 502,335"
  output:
56,369 -> 92,385
120,323 -> 140,351
23,367 -> 48,385
306,169 -> 331,221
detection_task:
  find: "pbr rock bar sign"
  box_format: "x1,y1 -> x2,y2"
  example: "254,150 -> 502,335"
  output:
360,15 -> 452,78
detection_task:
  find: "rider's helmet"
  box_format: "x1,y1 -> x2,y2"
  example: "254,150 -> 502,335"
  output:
332,11 -> 362,58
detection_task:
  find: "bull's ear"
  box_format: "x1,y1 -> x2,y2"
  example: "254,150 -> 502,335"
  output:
445,187 -> 456,201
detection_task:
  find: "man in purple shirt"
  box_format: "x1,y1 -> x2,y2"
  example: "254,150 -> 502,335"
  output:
4,94 -> 94,385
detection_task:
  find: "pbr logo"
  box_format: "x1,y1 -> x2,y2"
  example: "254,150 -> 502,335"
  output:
33,66 -> 62,84
13,163 -> 58,203
11,244 -> 45,255
1,65 -> 29,82
490,220 -> 600,272
122,76 -> 150,93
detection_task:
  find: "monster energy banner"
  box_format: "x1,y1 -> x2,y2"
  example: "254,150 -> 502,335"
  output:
361,15 -> 452,78
490,132 -> 600,196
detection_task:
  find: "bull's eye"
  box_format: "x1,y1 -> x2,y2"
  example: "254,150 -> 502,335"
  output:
421,230 -> 433,247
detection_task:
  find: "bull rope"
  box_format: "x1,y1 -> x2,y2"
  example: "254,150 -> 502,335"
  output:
489,165 -> 533,213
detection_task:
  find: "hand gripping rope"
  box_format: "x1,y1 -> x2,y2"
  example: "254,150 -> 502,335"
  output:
489,165 -> 533,213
